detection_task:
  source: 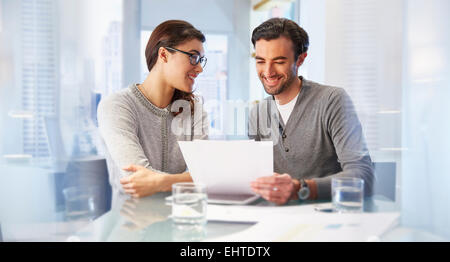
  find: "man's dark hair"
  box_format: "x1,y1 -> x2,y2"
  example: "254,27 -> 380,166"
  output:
251,18 -> 309,61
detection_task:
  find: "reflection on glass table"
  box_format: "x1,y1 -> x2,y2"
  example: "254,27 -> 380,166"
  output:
70,191 -> 439,242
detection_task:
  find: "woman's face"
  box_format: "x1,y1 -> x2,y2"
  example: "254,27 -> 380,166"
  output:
164,39 -> 205,93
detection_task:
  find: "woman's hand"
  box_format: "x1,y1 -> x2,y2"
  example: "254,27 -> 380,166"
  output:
120,165 -> 169,198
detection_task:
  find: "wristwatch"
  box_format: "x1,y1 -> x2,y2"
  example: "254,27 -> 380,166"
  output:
298,179 -> 310,200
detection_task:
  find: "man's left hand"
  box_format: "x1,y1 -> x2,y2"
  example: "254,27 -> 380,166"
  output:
251,173 -> 295,205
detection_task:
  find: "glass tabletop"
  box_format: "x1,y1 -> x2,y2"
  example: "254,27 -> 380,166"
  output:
69,192 -> 401,242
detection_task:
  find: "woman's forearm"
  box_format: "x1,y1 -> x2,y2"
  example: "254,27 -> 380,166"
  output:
161,172 -> 193,192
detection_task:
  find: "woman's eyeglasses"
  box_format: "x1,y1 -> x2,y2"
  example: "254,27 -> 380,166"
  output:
165,46 -> 207,68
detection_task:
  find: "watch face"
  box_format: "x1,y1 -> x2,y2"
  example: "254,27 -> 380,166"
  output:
298,187 -> 310,200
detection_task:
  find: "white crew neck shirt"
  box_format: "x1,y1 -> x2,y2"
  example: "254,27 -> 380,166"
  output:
275,91 -> 300,124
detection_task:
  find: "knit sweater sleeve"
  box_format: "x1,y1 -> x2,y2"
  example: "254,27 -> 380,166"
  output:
97,95 -> 154,192
313,88 -> 375,199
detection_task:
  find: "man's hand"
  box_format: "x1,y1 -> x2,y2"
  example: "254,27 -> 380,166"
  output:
250,173 -> 296,205
120,165 -> 168,198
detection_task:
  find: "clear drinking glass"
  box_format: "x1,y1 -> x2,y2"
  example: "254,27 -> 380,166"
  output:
171,182 -> 207,228
332,177 -> 364,213
63,186 -> 98,221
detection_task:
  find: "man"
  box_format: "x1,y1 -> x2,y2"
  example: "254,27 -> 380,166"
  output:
249,18 -> 374,205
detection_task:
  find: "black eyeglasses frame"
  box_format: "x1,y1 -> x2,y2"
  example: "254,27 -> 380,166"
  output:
165,46 -> 207,68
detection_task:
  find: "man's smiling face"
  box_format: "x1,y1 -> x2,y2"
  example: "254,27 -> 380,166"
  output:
254,36 -> 299,96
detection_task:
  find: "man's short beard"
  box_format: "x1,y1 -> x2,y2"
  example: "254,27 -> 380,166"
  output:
262,69 -> 297,96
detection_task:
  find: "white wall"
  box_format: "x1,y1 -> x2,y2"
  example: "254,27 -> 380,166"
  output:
298,0 -> 326,83
141,0 -> 234,33
0,0 -> 24,156
58,0 -> 99,154
324,0 -> 404,155
401,0 -> 450,239
0,0 -> 3,33
123,0 -> 141,87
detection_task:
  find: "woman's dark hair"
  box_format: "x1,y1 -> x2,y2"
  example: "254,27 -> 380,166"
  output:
145,20 -> 205,110
251,18 -> 309,61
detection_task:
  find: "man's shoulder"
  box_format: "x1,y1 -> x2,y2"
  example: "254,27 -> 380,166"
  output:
303,79 -> 344,96
302,78 -> 348,105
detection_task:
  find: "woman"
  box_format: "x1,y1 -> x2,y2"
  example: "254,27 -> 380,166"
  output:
97,20 -> 208,199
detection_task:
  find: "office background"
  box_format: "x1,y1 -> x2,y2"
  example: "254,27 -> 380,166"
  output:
0,0 -> 449,241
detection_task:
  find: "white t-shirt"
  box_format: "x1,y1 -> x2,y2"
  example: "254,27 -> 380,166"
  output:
276,92 -> 300,124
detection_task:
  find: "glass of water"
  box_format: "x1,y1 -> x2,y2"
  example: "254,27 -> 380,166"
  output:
332,177 -> 364,213
63,186 -> 98,221
171,182 -> 207,228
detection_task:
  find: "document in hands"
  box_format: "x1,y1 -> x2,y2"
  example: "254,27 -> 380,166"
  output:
178,140 -> 273,204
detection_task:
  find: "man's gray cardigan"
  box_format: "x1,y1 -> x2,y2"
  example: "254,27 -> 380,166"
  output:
249,77 -> 374,199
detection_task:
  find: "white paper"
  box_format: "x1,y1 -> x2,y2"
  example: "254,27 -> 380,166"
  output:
178,140 -> 273,195
206,212 -> 400,242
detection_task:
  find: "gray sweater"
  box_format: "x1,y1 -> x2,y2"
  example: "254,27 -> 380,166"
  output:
249,77 -> 374,199
97,84 -> 208,194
